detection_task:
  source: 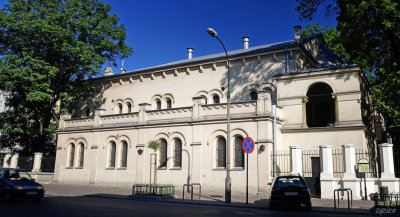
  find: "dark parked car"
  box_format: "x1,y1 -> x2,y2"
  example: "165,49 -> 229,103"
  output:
269,175 -> 311,210
0,168 -> 44,202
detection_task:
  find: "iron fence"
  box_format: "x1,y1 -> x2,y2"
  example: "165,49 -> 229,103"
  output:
132,184 -> 175,196
41,155 -> 56,172
302,150 -> 319,177
17,155 -> 33,172
374,193 -> 400,208
355,149 -> 380,178
272,150 -> 291,176
0,153 -> 5,168
333,149 -> 344,178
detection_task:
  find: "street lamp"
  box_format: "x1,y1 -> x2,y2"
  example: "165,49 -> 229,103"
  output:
206,27 -> 232,203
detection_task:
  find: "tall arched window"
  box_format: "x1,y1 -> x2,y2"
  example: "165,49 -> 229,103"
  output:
174,139 -> 182,168
159,139 -> 167,168
166,98 -> 172,109
234,136 -> 244,168
68,143 -> 75,168
85,108 -> 90,117
212,95 -> 220,104
108,141 -> 116,168
77,143 -> 84,168
120,141 -> 128,168
155,99 -> 161,110
217,137 -> 226,168
250,90 -> 258,101
126,102 -> 132,113
116,103 -> 123,114
306,83 -> 335,127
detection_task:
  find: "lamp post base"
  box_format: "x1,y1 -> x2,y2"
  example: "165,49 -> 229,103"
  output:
225,176 -> 231,203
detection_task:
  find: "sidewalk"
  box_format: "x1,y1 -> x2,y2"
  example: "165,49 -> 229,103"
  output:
42,183 -> 375,215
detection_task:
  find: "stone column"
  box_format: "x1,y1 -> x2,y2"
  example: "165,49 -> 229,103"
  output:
342,144 -> 361,199
94,109 -> 105,126
192,97 -> 203,120
301,97 -> 308,127
379,143 -> 399,192
10,153 -> 19,168
332,94 -> 339,124
31,152 -> 43,173
138,103 -> 151,124
59,113 -> 72,129
319,145 -> 335,199
256,90 -> 271,116
290,146 -> 303,175
2,153 -> 11,168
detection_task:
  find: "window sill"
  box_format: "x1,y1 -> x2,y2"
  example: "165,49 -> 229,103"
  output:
105,167 -> 115,170
170,167 -> 182,170
212,168 -> 227,171
231,168 -> 245,171
157,167 -> 167,170
65,167 -> 73,169
117,167 -> 127,170
75,167 -> 83,169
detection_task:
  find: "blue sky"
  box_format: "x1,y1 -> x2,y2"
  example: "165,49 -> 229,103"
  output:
103,0 -> 337,73
0,0 -> 337,73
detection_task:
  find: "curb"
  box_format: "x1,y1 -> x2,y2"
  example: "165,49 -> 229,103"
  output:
84,194 -> 374,215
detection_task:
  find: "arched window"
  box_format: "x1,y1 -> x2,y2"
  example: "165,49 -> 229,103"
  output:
217,137 -> 226,168
212,95 -> 220,104
250,90 -> 258,101
116,103 -> 123,114
155,99 -> 161,110
159,139 -> 167,168
68,143 -> 75,168
108,141 -> 116,168
85,108 -> 90,117
306,83 -> 335,127
77,143 -> 84,168
120,141 -> 128,168
201,95 -> 208,104
174,139 -> 182,167
166,98 -> 172,109
126,102 -> 132,113
234,136 -> 244,167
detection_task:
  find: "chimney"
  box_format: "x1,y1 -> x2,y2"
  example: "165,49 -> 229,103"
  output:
294,26 -> 301,41
104,66 -> 114,76
187,48 -> 194,59
242,36 -> 250,49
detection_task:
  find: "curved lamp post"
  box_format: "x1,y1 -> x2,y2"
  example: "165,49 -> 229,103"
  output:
206,27 -> 231,203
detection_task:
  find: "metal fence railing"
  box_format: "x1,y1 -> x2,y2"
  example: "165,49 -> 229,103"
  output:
132,184 -> 175,196
272,150 -> 291,176
333,149 -> 344,178
302,150 -> 319,177
0,153 -> 5,168
41,155 -> 56,172
374,193 -> 400,208
17,155 -> 34,172
355,149 -> 380,178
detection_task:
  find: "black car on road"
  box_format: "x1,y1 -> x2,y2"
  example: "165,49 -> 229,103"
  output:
269,175 -> 312,210
0,168 -> 44,202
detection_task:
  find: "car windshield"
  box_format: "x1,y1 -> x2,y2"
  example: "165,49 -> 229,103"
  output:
6,170 -> 33,180
274,177 -> 306,188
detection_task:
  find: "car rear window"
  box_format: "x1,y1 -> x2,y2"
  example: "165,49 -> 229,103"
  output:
274,177 -> 306,188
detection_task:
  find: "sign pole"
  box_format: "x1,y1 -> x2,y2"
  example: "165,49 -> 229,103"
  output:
364,173 -> 367,200
246,153 -> 248,205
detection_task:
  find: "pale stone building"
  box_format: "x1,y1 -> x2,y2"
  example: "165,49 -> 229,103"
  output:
54,27 -> 379,196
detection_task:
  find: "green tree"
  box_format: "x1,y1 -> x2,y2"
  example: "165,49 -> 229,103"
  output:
148,140 -> 161,185
296,0 -> 400,129
0,0 -> 132,153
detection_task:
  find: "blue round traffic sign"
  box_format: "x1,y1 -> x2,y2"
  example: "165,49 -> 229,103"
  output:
242,137 -> 255,154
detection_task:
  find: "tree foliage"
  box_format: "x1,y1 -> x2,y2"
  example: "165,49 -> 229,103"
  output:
0,0 -> 132,153
296,0 -> 400,128
147,140 -> 161,152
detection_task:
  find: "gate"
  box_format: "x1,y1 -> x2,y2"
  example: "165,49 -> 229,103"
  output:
302,150 -> 320,197
17,155 -> 34,171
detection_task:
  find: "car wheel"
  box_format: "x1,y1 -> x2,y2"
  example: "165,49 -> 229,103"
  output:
33,197 -> 42,202
2,192 -> 12,203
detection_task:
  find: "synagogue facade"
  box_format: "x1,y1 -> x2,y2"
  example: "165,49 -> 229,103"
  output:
54,27 -> 379,196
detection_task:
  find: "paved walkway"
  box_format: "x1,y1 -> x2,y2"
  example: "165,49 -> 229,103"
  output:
42,183 -> 376,215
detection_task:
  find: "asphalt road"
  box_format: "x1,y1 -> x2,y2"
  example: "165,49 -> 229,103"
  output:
0,195 -> 372,217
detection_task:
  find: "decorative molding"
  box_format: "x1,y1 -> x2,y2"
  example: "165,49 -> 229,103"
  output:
139,75 -> 144,82
212,63 -> 217,71
174,69 -> 178,77
190,142 -> 202,146
150,73 -> 155,80
162,71 -> 166,78
91,145 -> 98,149
136,144 -> 145,147
199,65 -> 203,73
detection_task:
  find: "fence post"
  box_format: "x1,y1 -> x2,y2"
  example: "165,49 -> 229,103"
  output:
379,143 -> 398,193
10,153 -> 19,168
32,152 -> 43,173
3,153 -> 12,168
319,145 -> 334,199
290,145 -> 302,175
342,144 -> 356,178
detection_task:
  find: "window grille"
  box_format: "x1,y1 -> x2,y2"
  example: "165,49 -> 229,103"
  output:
217,137 -> 226,168
174,139 -> 182,167
235,136 -> 244,167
